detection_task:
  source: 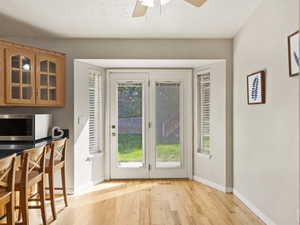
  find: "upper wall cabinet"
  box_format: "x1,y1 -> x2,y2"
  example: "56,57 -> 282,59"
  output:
36,53 -> 65,106
0,40 -> 66,107
6,47 -> 36,104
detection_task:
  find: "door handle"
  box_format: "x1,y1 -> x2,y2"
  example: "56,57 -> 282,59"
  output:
112,132 -> 116,136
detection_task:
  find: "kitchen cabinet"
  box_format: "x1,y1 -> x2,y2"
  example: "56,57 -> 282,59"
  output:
36,53 -> 65,106
0,40 -> 65,107
5,47 -> 36,104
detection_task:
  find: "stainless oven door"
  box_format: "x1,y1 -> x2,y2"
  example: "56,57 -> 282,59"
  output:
0,115 -> 34,141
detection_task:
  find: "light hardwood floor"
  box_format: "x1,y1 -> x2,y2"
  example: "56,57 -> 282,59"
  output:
30,179 -> 265,225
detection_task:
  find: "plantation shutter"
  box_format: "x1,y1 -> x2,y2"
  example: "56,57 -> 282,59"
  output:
197,73 -> 211,154
88,70 -> 102,154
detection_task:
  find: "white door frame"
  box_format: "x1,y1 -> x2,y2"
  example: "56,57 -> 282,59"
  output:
105,69 -> 193,180
149,71 -> 190,178
109,72 -> 150,179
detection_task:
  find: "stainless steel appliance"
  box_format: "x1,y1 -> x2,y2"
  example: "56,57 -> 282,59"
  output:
0,114 -> 52,141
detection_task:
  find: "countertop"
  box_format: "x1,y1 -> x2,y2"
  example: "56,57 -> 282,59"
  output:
0,137 -> 65,158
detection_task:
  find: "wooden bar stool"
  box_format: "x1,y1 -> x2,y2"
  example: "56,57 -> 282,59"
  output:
46,138 -> 68,221
15,146 -> 47,225
0,154 -> 16,225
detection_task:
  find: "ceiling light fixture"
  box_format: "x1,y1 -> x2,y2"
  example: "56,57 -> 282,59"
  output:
132,0 -> 207,17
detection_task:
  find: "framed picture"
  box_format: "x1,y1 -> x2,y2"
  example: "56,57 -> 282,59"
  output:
247,71 -> 266,105
288,31 -> 299,77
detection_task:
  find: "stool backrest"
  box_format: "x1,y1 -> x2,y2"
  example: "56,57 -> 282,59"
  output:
21,146 -> 46,185
50,138 -> 68,164
0,154 -> 16,193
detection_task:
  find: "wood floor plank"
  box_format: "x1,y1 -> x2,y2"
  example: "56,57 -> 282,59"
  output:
29,180 -> 266,225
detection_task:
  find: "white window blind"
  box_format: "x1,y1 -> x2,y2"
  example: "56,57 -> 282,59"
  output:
88,70 -> 103,154
197,73 -> 210,154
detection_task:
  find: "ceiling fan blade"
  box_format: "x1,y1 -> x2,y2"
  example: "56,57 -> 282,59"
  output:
184,0 -> 207,7
132,0 -> 148,17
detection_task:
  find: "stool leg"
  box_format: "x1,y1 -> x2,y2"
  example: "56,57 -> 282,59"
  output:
38,178 -> 47,225
48,171 -> 57,220
20,187 -> 29,225
16,191 -> 22,222
61,167 -> 68,207
6,193 -> 15,225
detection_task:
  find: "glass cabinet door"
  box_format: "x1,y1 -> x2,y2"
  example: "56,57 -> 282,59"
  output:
36,54 -> 62,105
6,48 -> 35,104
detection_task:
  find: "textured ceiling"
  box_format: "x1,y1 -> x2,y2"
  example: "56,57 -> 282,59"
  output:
0,0 -> 262,38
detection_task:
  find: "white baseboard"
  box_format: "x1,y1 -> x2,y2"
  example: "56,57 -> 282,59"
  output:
193,176 -> 232,193
93,177 -> 105,185
73,177 -> 106,195
225,187 -> 233,193
73,181 -> 94,195
233,189 -> 278,225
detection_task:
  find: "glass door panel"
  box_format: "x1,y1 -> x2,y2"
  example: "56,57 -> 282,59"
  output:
22,87 -> 32,99
117,83 -> 144,168
22,56 -> 31,71
11,86 -> 20,99
110,72 -> 149,179
11,56 -> 20,68
12,70 -> 20,83
149,71 -> 191,179
155,82 -> 181,168
40,74 -> 48,85
22,72 -> 31,84
49,88 -> 56,101
40,88 -> 48,100
40,60 -> 48,72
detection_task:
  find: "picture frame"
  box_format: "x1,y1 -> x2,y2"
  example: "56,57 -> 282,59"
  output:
288,31 -> 299,77
247,71 -> 266,105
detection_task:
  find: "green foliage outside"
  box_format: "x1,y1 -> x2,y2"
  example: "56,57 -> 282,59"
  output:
118,134 -> 180,162
201,136 -> 210,154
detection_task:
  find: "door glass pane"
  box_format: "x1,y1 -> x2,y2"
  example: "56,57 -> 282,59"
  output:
117,83 -> 144,168
11,56 -> 20,68
22,72 -> 31,84
11,86 -> 20,99
49,75 -> 56,87
49,89 -> 56,101
40,74 -> 48,86
40,88 -> 48,100
155,82 -> 181,168
22,56 -> 31,71
22,87 -> 32,99
40,61 -> 48,72
49,62 -> 56,73
12,70 -> 20,83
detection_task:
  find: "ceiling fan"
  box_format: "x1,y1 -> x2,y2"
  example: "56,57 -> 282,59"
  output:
132,0 -> 207,17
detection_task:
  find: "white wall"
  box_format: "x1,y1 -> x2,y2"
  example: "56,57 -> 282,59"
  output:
233,0 -> 299,224
194,61 -> 231,191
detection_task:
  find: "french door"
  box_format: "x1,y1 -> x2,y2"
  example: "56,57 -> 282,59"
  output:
109,70 -> 192,179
